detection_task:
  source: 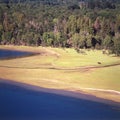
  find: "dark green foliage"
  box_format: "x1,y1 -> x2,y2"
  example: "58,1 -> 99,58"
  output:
68,4 -> 80,10
0,0 -> 120,55
112,36 -> 120,56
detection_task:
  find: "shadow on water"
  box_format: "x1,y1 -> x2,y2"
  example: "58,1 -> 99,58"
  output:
0,80 -> 120,120
0,49 -> 38,60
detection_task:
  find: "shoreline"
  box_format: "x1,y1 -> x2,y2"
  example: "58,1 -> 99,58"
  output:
82,87 -> 120,95
0,45 -> 120,71
0,78 -> 120,108
0,45 -> 120,106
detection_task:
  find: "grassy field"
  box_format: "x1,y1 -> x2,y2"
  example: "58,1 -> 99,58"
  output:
0,45 -> 120,102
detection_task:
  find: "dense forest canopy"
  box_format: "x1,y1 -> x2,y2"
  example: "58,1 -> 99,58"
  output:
0,0 -> 120,55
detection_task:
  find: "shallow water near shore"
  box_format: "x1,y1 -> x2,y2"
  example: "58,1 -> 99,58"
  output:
0,80 -> 120,120
0,49 -> 35,59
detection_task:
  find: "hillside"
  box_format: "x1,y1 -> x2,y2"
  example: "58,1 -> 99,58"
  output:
0,0 -> 120,55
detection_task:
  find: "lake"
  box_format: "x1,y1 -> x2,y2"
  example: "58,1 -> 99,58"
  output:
0,49 -> 35,59
0,80 -> 120,120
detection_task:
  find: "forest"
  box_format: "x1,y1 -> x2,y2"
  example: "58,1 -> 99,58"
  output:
0,0 -> 120,55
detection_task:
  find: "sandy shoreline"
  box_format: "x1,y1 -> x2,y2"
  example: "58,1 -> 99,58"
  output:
0,79 -> 120,108
0,45 -> 120,107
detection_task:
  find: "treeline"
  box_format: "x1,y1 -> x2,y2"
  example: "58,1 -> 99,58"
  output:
0,0 -> 120,55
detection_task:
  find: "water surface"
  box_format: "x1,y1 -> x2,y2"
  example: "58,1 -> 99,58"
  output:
0,49 -> 35,59
0,80 -> 120,120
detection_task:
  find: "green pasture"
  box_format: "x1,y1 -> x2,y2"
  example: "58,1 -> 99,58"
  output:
0,46 -> 120,92
50,48 -> 120,68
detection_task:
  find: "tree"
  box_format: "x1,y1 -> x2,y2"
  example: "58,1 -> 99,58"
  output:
72,33 -> 80,48
67,15 -> 77,35
113,35 -> 120,56
103,35 -> 113,49
1,31 -> 12,44
86,34 -> 92,48
43,32 -> 54,46
93,17 -> 101,34
54,32 -> 61,47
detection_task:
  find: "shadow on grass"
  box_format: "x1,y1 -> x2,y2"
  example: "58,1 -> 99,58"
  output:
0,80 -> 120,120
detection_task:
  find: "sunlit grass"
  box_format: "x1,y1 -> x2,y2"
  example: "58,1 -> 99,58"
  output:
0,55 -> 55,68
0,45 -> 120,102
54,49 -> 119,67
0,46 -> 119,68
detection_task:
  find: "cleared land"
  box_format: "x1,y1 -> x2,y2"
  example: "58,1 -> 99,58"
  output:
0,45 -> 120,102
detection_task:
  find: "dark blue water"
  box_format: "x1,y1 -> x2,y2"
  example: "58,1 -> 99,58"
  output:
0,49 -> 34,59
0,80 -> 120,120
